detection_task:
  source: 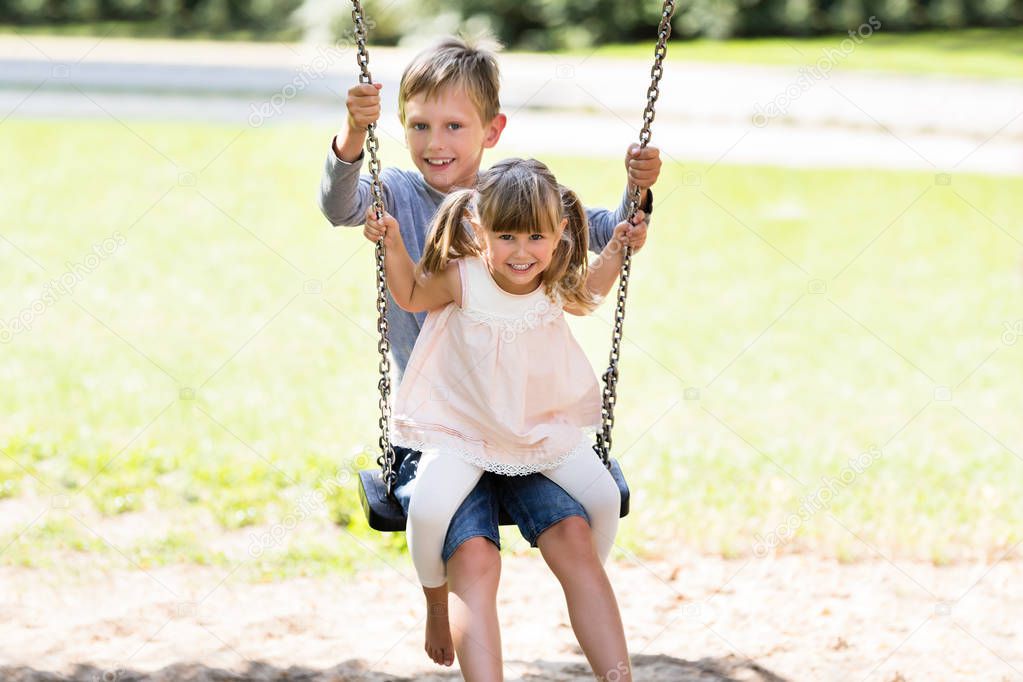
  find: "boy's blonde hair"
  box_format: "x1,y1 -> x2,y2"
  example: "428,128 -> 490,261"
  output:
398,35 -> 502,125
418,158 -> 599,314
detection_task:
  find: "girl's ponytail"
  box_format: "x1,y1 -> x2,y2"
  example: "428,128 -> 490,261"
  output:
551,186 -> 599,313
416,188 -> 482,279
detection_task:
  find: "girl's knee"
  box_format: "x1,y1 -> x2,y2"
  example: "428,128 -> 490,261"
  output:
538,516 -> 605,575
540,514 -> 593,550
447,537 -> 501,586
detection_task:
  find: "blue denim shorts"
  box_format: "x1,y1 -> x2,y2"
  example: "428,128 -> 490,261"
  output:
393,448 -> 590,563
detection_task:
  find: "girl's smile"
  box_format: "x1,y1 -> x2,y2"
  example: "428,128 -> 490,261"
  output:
473,226 -> 565,295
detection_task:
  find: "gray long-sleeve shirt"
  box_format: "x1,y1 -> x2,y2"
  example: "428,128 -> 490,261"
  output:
318,146 -> 650,376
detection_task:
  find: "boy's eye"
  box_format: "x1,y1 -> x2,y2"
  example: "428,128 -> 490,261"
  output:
411,123 -> 427,131
448,123 -> 462,130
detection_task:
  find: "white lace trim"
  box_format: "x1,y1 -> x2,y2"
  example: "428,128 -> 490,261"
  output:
459,298 -> 563,340
391,435 -> 596,477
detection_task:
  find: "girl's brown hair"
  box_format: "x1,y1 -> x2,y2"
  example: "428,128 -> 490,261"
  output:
417,158 -> 598,312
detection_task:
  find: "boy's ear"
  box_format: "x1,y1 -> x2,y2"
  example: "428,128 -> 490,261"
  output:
482,113 -> 507,149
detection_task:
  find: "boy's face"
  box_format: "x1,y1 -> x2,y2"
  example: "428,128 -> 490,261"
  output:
403,86 -> 506,194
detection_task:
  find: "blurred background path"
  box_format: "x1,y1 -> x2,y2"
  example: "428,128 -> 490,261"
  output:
2,35 -> 1021,174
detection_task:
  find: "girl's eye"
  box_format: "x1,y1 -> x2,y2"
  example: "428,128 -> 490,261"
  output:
498,234 -> 514,240
448,123 -> 462,130
411,123 -> 427,131
530,234 -> 544,240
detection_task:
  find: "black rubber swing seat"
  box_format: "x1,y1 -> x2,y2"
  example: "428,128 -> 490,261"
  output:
346,0 -> 674,537
358,446 -> 631,532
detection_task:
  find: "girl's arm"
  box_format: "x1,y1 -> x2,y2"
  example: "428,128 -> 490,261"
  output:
364,208 -> 461,313
565,211 -> 647,316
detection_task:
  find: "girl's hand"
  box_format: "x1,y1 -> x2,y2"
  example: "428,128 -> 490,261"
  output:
364,205 -> 400,248
611,210 -> 647,254
624,144 -> 661,189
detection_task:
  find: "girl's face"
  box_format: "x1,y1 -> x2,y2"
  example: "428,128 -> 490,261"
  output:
472,218 -> 568,295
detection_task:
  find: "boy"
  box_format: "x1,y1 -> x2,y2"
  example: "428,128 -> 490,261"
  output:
318,36 -> 660,680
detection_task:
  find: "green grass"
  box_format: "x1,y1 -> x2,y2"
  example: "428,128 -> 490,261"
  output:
551,27 -> 1023,79
1,119 -> 1021,580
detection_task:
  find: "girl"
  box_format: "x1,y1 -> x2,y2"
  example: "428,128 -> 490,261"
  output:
364,157 -> 645,680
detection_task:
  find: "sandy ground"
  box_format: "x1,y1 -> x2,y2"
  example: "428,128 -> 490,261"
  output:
1,543 -> 1021,681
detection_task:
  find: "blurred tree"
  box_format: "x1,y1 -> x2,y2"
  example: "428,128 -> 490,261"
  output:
869,0 -> 918,30
827,0 -> 867,31
104,0 -> 153,20
293,0 -> 424,45
2,0 -> 1020,40
973,0 -> 1020,21
65,0 -> 102,21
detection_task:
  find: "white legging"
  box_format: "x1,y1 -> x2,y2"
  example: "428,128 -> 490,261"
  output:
406,443 -> 621,588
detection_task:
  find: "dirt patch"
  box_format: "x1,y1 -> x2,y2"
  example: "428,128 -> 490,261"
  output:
1,547 -> 1020,681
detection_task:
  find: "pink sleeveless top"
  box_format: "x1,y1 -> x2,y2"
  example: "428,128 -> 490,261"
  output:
390,256 -> 601,475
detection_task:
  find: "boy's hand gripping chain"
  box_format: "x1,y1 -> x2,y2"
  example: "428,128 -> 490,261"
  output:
351,0 -> 397,496
353,0 -> 675,480
594,0 -> 676,469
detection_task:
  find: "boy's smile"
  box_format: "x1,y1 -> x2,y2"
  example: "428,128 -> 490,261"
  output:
403,86 -> 506,194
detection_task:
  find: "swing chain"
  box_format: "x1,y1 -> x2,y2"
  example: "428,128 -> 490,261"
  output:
351,0 -> 397,495
595,0 -> 675,469
352,0 -> 673,479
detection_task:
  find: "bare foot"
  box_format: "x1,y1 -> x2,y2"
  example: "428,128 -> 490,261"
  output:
425,599 -> 455,666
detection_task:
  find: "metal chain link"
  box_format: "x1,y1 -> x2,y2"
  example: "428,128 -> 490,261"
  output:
594,0 -> 676,469
351,0 -> 397,495
352,0 -> 675,479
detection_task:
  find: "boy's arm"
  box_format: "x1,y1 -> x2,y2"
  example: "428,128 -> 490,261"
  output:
584,188 -> 654,253
318,82 -> 386,226
334,125 -> 367,163
317,145 -> 389,227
